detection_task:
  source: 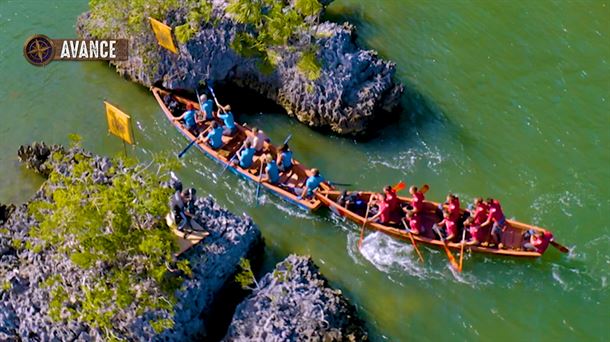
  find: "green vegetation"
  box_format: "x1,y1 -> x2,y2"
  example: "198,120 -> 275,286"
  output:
235,258 -> 259,290
226,0 -> 326,79
27,142 -> 187,338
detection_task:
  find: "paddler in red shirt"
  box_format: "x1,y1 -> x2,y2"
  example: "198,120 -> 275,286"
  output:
523,230 -> 554,253
470,197 -> 489,225
436,209 -> 458,241
409,186 -> 425,213
481,198 -> 507,248
445,193 -> 461,222
405,210 -> 423,235
367,193 -> 392,225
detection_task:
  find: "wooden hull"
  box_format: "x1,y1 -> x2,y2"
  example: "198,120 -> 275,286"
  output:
316,190 -> 545,258
153,87 -> 330,211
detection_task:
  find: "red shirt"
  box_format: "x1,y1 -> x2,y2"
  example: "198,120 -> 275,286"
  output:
440,218 -> 457,237
409,214 -> 422,234
412,191 -> 424,211
472,203 -> 489,225
468,223 -> 485,241
385,190 -> 399,212
487,200 -> 505,223
378,201 -> 391,224
448,197 -> 461,221
533,231 -> 553,253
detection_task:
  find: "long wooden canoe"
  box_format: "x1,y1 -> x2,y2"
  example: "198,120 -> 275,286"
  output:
153,87 -> 331,211
316,190 -> 549,258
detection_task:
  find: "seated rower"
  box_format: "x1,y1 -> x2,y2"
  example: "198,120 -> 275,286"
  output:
246,127 -> 270,154
174,103 -> 198,134
383,185 -> 400,214
463,217 -> 483,246
435,209 -> 458,241
199,94 -> 215,121
470,197 -> 489,226
218,105 -> 237,136
367,193 -> 392,225
300,168 -> 324,199
277,143 -> 293,173
446,193 -> 461,222
522,230 -> 553,253
234,141 -> 256,169
481,198 -> 507,248
405,210 -> 424,235
263,154 -> 280,185
409,186 -> 425,213
202,121 -> 224,150
338,190 -> 366,213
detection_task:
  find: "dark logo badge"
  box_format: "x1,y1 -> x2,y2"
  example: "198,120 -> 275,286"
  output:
23,35 -> 55,66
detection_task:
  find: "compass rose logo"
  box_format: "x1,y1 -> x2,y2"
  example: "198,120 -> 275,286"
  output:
23,35 -> 55,66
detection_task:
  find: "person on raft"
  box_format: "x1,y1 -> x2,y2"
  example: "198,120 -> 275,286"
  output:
366,193 -> 394,225
522,230 -> 554,253
481,198 -> 507,248
246,127 -> 270,154
463,217 -> 483,246
218,104 -> 237,136
434,208 -> 458,241
174,103 -> 199,135
405,210 -> 424,235
300,168 -> 325,199
201,121 -> 224,150
163,93 -> 179,113
233,141 -> 256,169
409,185 -> 426,213
262,154 -> 280,185
277,143 -> 293,174
168,181 -> 191,233
198,93 -> 215,121
383,185 -> 400,217
338,190 -> 366,214
469,197 -> 489,227
443,193 -> 461,222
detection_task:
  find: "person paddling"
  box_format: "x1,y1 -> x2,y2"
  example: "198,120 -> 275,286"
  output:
234,141 -> 256,169
523,230 -> 554,253
445,193 -> 461,222
463,217 -> 483,246
481,198 -> 507,248
202,121 -> 224,150
199,93 -> 215,121
367,193 -> 393,225
174,103 -> 198,134
263,154 -> 280,185
470,197 -> 489,226
300,168 -> 324,199
246,127 -> 270,154
384,185 -> 400,213
405,210 -> 424,235
436,209 -> 458,241
277,143 -> 293,173
218,104 -> 237,136
409,186 -> 425,213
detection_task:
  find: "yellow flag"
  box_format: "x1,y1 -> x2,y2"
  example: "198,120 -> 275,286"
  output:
148,17 -> 178,54
104,101 -> 134,145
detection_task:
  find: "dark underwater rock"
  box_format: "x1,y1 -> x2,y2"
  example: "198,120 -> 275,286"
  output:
76,0 -> 403,135
224,255 -> 368,342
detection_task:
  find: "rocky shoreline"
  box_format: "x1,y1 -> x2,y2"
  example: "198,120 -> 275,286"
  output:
1,143 -> 368,341
76,0 -> 403,135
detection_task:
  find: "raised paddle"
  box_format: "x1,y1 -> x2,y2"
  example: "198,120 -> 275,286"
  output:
550,240 -> 569,253
401,218 -> 424,263
358,203 -> 371,249
433,225 -> 460,272
282,134 -> 292,146
393,181 -> 406,192
458,228 -> 467,272
255,160 -> 265,206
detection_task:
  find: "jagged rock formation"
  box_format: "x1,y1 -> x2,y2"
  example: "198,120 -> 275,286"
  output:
76,0 -> 403,135
224,255 -> 367,341
1,142 -> 263,341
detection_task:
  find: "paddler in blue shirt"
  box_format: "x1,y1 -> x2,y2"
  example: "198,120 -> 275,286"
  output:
202,121 -> 224,150
263,154 -> 280,185
199,94 -> 215,120
174,103 -> 198,134
277,143 -> 293,173
218,104 -> 236,136
300,168 -> 324,199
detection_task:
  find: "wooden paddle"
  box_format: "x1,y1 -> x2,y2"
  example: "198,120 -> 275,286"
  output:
401,218 -> 424,263
255,160 -> 265,206
458,228 -> 467,272
393,181 -> 406,192
358,203 -> 371,249
433,225 -> 460,272
550,240 -> 569,253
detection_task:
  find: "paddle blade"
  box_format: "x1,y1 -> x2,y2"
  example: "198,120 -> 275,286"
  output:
550,240 -> 569,253
393,181 -> 406,192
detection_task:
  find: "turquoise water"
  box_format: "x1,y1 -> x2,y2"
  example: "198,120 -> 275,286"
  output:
1,0 -> 609,340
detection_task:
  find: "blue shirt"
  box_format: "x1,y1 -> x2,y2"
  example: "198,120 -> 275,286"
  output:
280,150 -> 293,169
207,127 -> 223,149
218,111 -> 235,129
202,100 -> 214,120
183,110 -> 196,129
306,175 -> 324,195
239,147 -> 256,168
266,160 -> 280,184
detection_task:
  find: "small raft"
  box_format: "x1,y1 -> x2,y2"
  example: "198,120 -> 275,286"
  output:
316,190 -> 551,258
152,87 -> 331,211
